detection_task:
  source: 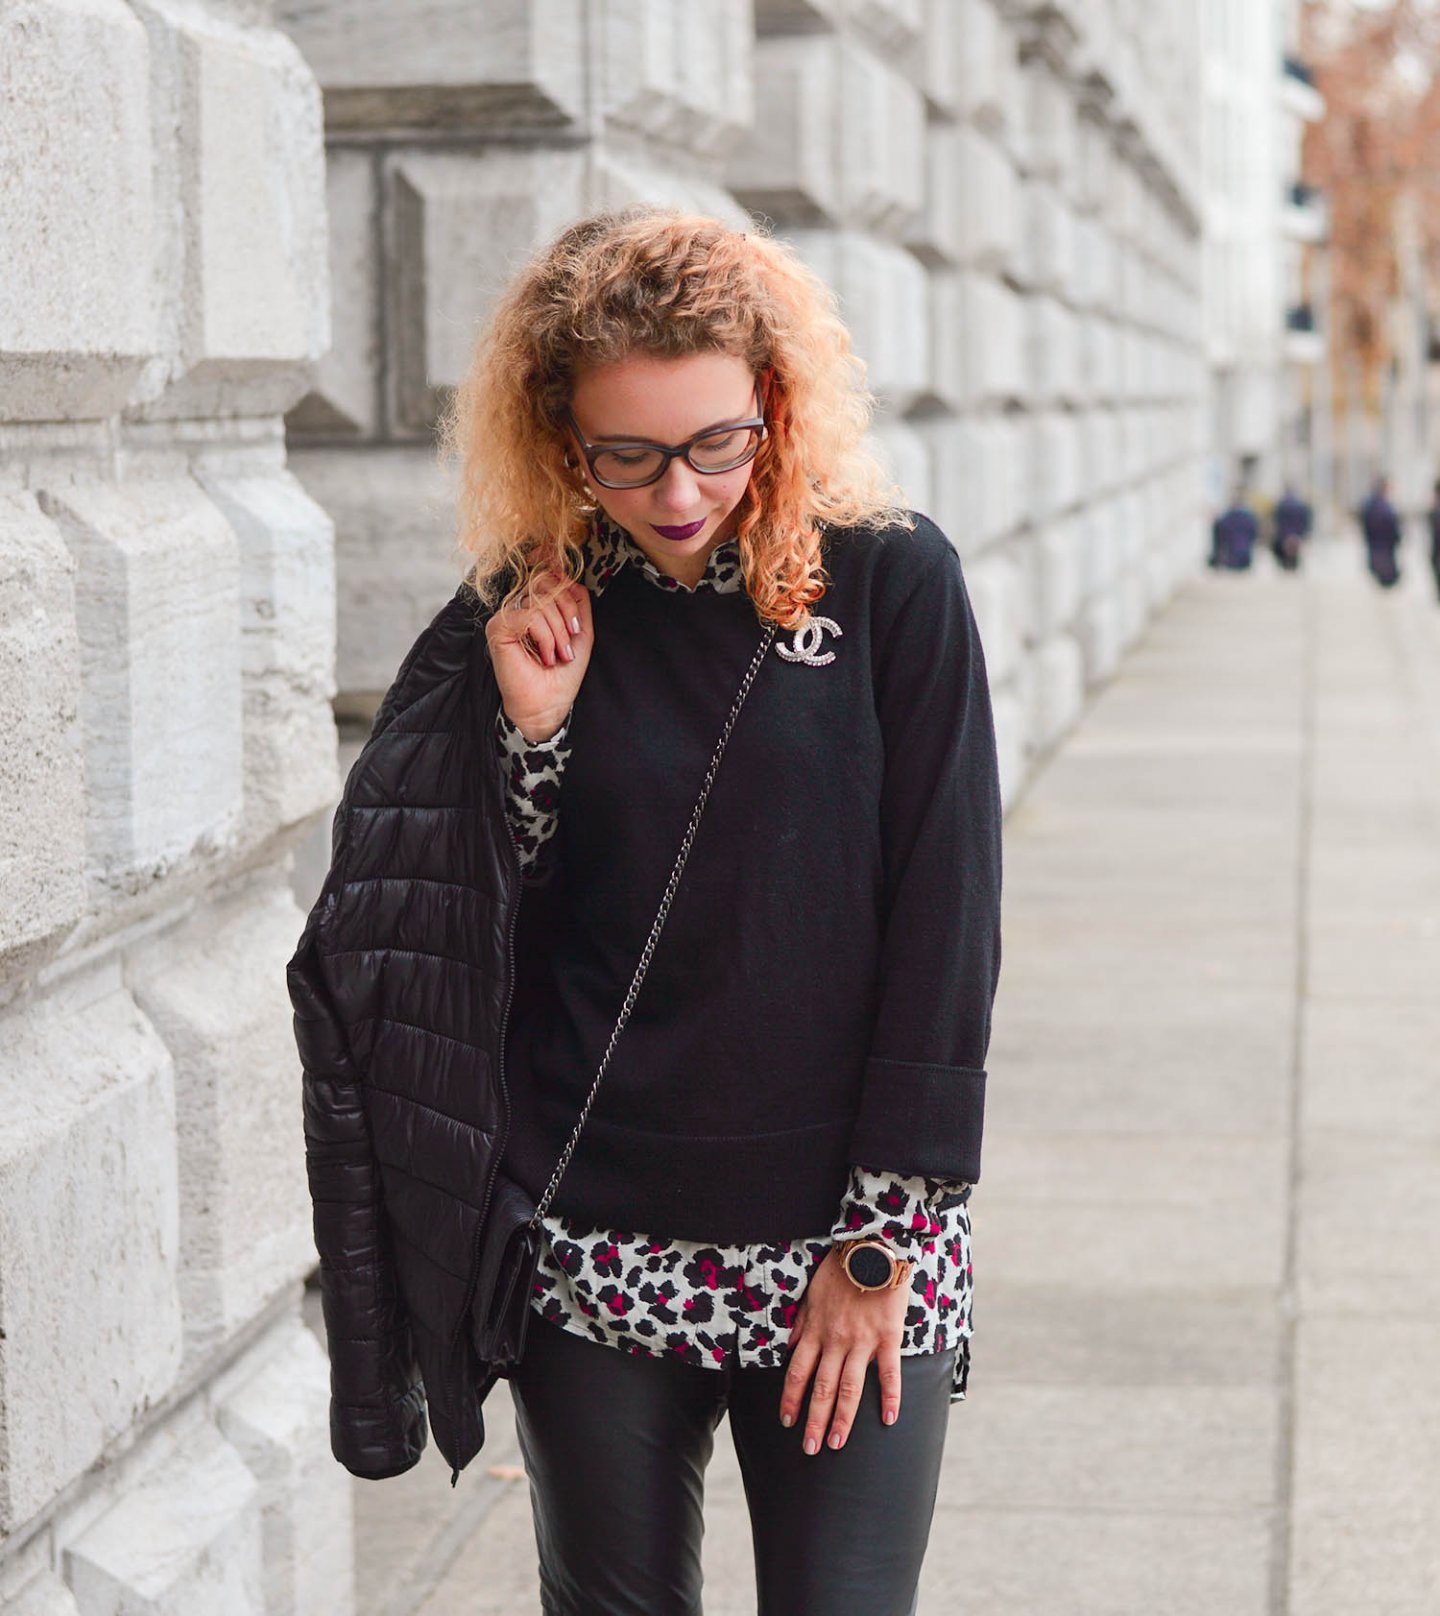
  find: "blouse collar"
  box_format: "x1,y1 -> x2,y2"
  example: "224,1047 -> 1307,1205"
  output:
582,512 -> 743,598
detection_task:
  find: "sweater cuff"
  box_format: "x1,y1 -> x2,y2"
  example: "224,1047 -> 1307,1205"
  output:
848,1057 -> 986,1184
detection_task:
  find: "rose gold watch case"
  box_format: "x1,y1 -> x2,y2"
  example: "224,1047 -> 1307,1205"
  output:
838,1238 -> 913,1292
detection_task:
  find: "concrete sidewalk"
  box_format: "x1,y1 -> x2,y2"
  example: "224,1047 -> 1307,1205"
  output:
312,534 -> 1440,1615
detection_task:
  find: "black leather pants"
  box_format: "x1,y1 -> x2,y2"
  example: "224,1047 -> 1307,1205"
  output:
509,1314 -> 956,1616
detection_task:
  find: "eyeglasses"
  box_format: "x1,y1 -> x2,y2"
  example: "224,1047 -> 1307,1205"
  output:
565,391 -> 767,490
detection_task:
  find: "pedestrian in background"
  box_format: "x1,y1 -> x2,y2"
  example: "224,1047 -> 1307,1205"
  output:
289,207 -> 1003,1614
1270,484 -> 1313,572
1428,478 -> 1440,603
1209,488 -> 1259,570
1359,475 -> 1402,589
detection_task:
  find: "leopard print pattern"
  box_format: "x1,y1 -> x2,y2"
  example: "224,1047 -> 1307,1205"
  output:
535,1168 -> 973,1400
584,511 -> 745,597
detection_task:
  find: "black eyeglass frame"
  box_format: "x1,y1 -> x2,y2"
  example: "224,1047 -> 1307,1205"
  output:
564,390 -> 768,490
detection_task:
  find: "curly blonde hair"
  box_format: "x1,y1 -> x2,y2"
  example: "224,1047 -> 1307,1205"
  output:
438,207 -> 910,629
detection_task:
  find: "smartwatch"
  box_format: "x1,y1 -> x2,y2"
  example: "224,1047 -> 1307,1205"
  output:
837,1238 -> 912,1293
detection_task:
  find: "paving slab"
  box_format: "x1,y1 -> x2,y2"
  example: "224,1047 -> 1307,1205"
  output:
975,1191 -> 1288,1291
973,1284 -> 1285,1389
1296,1132 -> 1440,1315
1288,1516 -> 1440,1616
986,1008 -> 1294,1137
918,1506 -> 1274,1616
1300,1001 -> 1440,1137
940,1385 -> 1279,1511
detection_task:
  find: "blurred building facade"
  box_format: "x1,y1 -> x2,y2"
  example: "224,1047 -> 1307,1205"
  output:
1202,0 -> 1328,504
1,2 -> 1208,1610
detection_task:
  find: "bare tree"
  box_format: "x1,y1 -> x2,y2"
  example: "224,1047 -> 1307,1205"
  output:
1304,0 -> 1440,418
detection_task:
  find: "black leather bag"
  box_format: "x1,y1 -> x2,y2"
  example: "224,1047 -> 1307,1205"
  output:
470,1172 -> 543,1368
467,620 -> 776,1375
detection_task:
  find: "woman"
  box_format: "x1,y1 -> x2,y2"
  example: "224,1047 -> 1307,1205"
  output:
1359,475 -> 1402,588
291,208 -> 1002,1615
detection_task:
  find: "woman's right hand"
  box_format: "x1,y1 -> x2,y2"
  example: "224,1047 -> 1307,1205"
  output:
485,573 -> 594,742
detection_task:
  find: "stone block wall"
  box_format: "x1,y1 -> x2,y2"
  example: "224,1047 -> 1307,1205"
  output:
281,0 -> 1207,818
0,2 -> 347,1611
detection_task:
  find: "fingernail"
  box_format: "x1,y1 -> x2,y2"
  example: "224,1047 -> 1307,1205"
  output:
803,1437 -> 818,1456
828,1432 -> 843,1449
780,1413 -> 793,1428
570,615 -> 581,633
884,1409 -> 897,1426
561,641 -> 575,662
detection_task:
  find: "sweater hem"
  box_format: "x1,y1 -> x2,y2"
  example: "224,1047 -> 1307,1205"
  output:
507,1113 -> 856,1246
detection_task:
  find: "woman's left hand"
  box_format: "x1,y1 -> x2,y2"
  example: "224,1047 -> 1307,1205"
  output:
779,1246 -> 910,1455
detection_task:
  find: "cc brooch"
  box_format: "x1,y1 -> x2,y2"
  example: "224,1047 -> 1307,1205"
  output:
775,616 -> 842,667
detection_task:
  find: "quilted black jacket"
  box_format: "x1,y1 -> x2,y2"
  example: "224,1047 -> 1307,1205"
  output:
289,582 -> 512,1484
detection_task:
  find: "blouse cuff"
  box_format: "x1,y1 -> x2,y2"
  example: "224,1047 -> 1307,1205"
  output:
496,708 -> 573,872
830,1165 -> 972,1253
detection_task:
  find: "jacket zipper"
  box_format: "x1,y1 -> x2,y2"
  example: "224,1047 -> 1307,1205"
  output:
447,740 -> 523,1487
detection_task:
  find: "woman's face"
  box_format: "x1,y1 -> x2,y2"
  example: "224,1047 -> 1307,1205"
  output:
568,351 -> 760,581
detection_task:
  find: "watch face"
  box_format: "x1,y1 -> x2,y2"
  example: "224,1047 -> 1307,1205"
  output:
847,1244 -> 893,1289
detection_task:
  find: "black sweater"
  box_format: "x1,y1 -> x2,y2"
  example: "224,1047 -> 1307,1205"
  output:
502,514 -> 1003,1244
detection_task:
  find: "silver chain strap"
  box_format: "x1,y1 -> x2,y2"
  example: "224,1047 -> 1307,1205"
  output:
531,620 -> 779,1225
